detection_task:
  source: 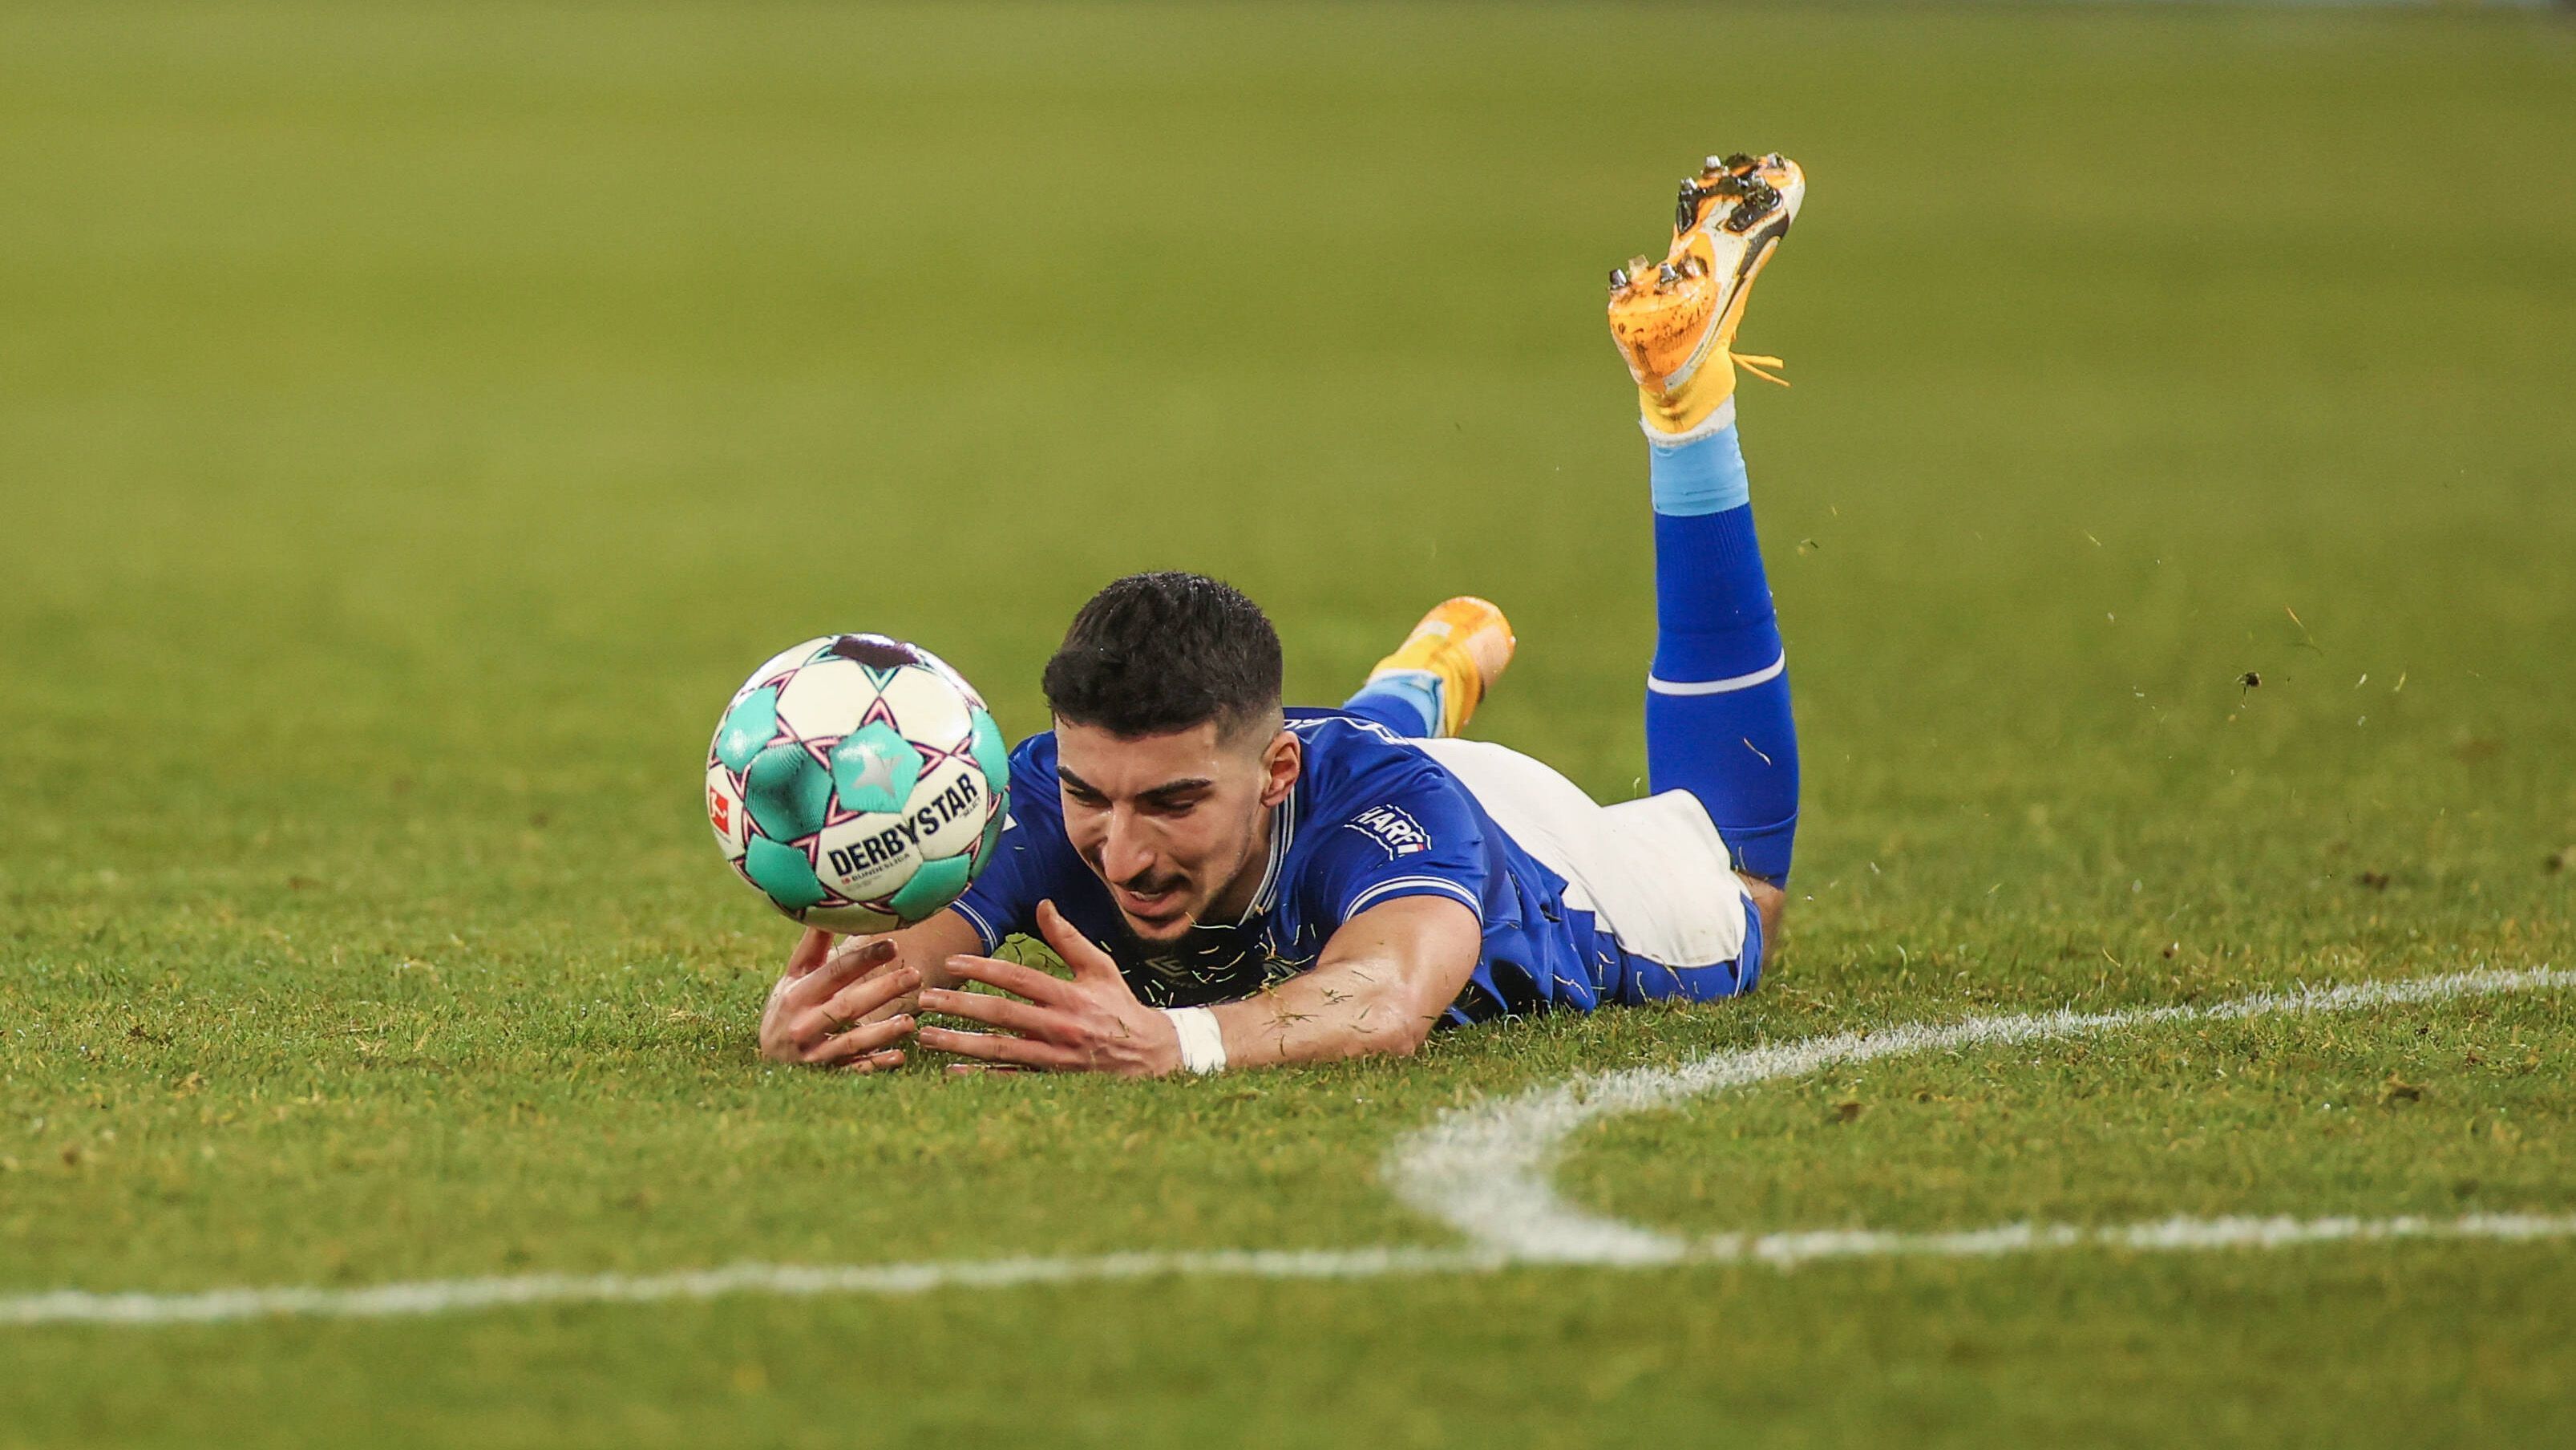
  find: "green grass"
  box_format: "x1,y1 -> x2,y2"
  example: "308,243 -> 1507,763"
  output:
3,2 -> 2574,1445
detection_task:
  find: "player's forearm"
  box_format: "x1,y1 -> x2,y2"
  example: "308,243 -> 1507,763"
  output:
1200,896 -> 1482,1070
1205,965 -> 1439,1070
904,908 -> 989,992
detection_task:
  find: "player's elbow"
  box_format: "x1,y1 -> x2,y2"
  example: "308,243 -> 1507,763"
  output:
1341,983 -> 1440,1060
1374,1009 -> 1436,1059
1375,974 -> 1466,1058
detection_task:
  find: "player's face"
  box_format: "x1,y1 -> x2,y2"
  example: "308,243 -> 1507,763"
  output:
1053,718 -> 1299,943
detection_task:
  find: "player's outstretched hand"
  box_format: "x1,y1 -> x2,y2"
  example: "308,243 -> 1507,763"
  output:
758,930 -> 919,1071
916,901 -> 1183,1077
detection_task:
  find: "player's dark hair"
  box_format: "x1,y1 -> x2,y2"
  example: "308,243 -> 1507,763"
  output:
1043,572 -> 1284,742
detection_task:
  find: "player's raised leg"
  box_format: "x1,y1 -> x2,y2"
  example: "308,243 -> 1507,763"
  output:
1342,596 -> 1514,739
1608,152 -> 1804,884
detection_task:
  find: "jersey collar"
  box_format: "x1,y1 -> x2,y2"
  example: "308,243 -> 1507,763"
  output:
1235,775 -> 1300,925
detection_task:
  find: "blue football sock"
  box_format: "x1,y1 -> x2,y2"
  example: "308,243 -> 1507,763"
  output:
1342,670 -> 1442,739
1644,407 -> 1801,882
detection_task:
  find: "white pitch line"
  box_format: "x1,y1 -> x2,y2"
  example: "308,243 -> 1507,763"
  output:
3,966 -> 2566,1330
1,1247 -> 1510,1329
1385,965 -> 2574,1263
1698,1211 -> 2576,1270
14,1212 -> 2576,1330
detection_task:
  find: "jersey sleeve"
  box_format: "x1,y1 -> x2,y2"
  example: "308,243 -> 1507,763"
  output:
1300,762 -> 1490,930
945,739 -> 1085,953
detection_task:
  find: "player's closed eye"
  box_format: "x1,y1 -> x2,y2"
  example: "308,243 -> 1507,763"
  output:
1137,787 -> 1208,816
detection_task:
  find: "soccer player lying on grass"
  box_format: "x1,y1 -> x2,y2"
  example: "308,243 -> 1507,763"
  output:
760,152 -> 1809,1075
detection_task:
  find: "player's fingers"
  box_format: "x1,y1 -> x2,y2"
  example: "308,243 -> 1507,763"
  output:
847,988 -> 917,1028
1035,901 -> 1118,982
799,1012 -> 916,1066
944,1063 -> 1030,1076
942,954 -> 1078,1007
785,928 -> 837,979
790,963 -> 919,1043
915,1024 -> 1080,1069
823,961 -> 921,1025
823,935 -> 900,980
845,1049 -> 906,1074
781,937 -> 896,1013
917,986 -> 1062,1041
781,946 -> 876,1015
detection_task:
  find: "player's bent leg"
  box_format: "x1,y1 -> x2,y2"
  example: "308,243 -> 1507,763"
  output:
1615,880 -> 1769,1004
1610,152 -> 1805,885
1618,873 -> 1781,1005
1413,738 -> 1765,1005
1642,419 -> 1801,882
1342,596 -> 1515,739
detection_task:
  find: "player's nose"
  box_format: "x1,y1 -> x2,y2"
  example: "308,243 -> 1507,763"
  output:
1099,809 -> 1163,885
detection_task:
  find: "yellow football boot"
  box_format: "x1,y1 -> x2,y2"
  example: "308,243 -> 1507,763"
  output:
1365,596 -> 1516,739
1607,152 -> 1805,440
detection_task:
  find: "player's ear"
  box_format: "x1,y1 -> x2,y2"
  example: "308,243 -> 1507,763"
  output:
1256,727 -> 1300,808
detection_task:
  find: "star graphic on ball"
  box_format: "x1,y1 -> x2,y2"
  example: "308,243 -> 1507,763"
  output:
845,745 -> 897,796
830,722 -> 922,814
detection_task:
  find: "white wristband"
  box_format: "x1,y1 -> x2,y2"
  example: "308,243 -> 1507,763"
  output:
1161,1006 -> 1228,1075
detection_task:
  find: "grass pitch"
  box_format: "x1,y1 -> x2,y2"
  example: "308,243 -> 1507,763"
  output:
4,2 -> 2574,1445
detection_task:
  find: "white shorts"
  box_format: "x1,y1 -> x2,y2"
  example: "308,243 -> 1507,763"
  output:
1412,737 -> 1754,970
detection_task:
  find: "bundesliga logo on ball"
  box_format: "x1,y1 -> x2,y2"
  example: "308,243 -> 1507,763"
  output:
706,634 -> 1010,934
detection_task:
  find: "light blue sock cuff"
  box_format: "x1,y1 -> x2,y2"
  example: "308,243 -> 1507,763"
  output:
1343,670 -> 1443,739
1648,422 -> 1749,517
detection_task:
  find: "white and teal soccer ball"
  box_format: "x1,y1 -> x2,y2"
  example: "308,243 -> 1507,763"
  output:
706,634 -> 1010,934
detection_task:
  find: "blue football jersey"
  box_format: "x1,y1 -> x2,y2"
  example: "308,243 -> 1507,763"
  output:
946,711 -> 1757,1023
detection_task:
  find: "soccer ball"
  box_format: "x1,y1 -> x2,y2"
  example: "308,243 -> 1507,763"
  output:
706,634 -> 1010,934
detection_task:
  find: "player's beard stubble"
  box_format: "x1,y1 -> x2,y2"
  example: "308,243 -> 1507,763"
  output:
1083,803 -> 1272,945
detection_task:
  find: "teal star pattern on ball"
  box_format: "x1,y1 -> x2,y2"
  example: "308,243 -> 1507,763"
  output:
714,686 -> 780,772
743,836 -> 827,911
829,721 -> 921,815
887,852 -> 973,921
973,791 -> 1009,865
968,707 -> 1009,790
743,742 -> 832,840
